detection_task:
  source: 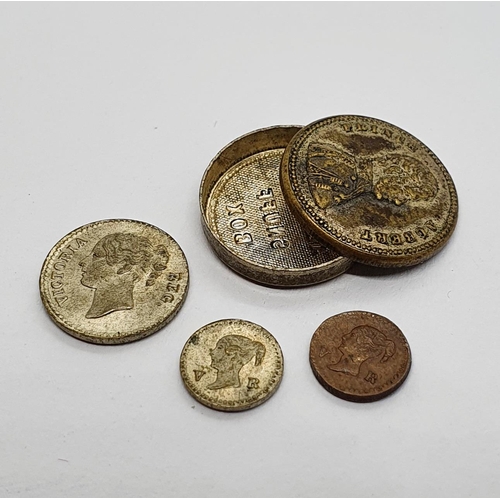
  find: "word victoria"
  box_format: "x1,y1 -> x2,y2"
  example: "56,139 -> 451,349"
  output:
50,237 -> 88,307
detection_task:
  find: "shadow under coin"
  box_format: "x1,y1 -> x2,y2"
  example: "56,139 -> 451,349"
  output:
347,261 -> 420,277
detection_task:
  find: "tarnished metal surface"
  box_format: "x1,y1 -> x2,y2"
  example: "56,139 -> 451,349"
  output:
180,319 -> 284,411
200,126 -> 352,287
310,311 -> 411,402
40,219 -> 189,344
280,115 -> 458,267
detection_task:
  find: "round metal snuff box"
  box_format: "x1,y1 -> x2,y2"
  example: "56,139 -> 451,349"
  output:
200,125 -> 352,287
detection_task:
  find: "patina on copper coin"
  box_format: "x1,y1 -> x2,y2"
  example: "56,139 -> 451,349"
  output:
200,126 -> 352,287
310,311 -> 411,402
180,319 -> 284,411
40,219 -> 189,344
280,115 -> 458,267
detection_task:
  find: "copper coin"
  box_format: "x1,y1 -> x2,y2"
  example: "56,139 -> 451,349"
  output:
280,115 -> 458,267
309,311 -> 411,402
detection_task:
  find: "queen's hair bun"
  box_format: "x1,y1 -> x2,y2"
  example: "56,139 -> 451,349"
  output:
146,245 -> 170,287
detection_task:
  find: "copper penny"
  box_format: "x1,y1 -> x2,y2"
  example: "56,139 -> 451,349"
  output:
309,311 -> 411,402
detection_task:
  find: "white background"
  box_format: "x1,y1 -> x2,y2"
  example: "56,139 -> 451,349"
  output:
1,3 -> 499,497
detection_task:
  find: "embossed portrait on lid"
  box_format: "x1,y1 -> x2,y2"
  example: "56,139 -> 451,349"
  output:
307,142 -> 438,208
79,233 -> 169,319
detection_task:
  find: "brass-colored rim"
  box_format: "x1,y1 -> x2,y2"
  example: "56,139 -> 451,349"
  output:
280,115 -> 459,267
